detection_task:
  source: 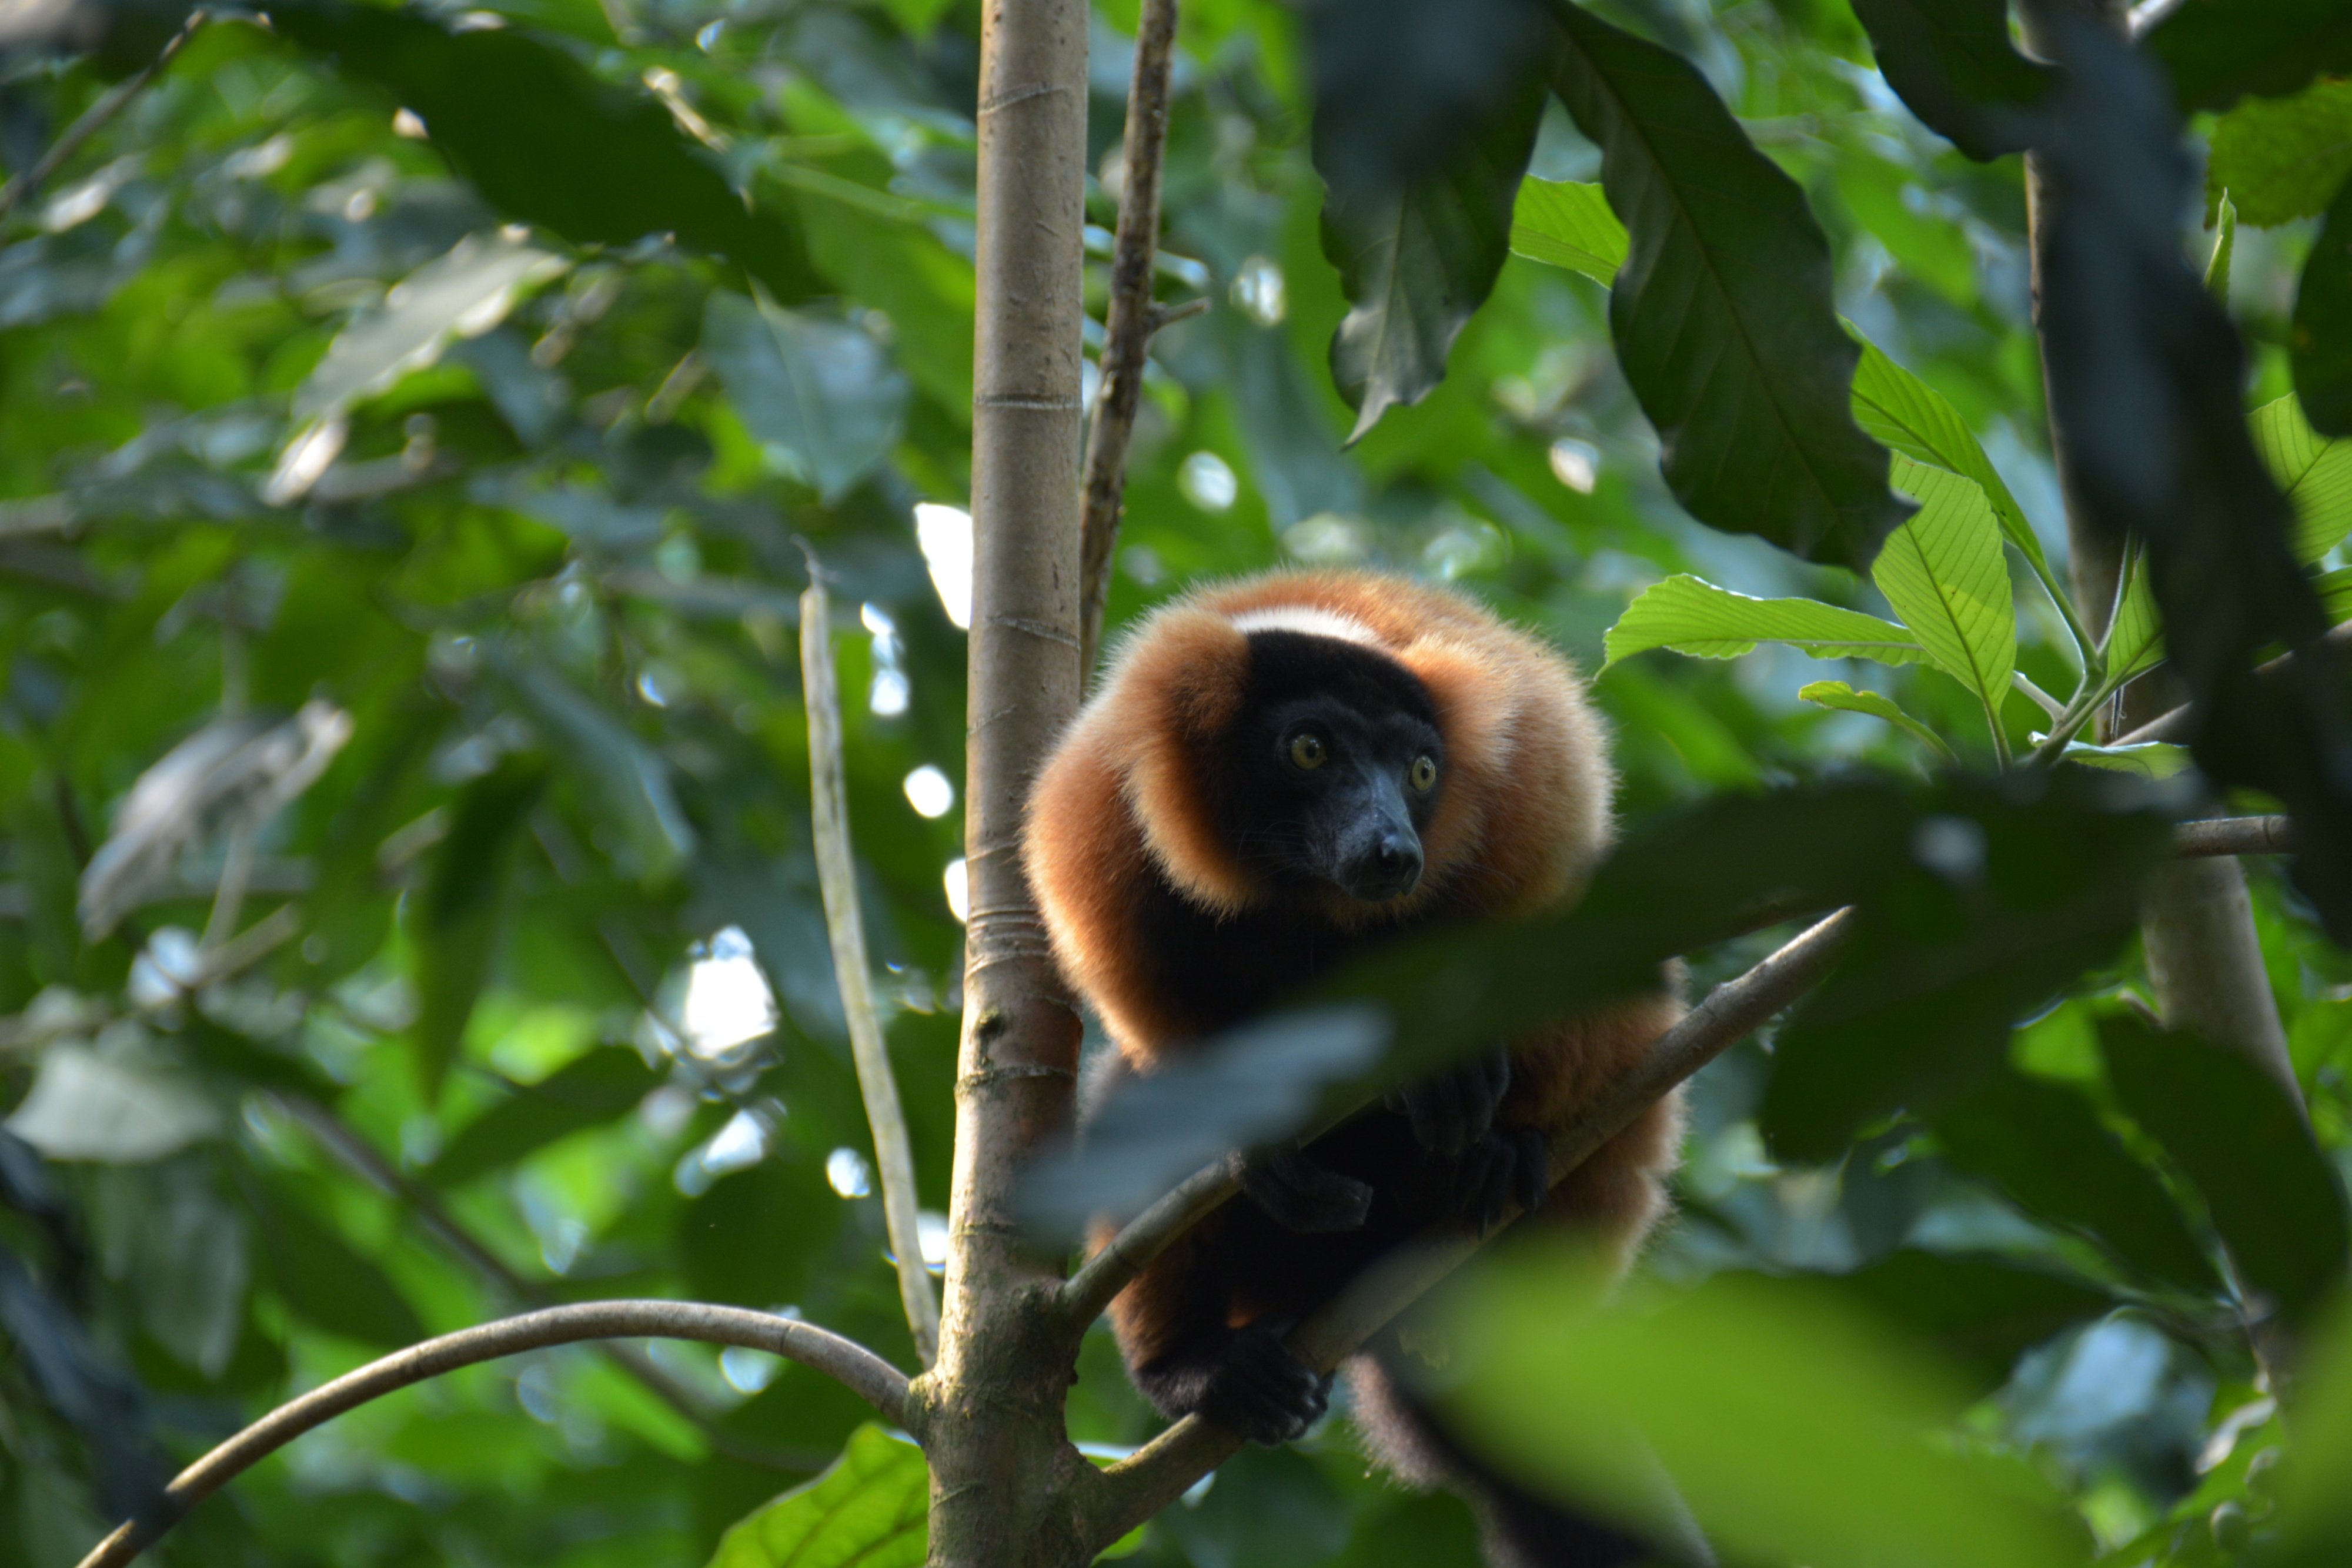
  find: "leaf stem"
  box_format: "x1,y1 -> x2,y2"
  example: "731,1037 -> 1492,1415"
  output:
2010,670 -> 2066,720
801,568 -> 943,1368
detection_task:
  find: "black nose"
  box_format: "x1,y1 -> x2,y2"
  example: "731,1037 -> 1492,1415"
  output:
1350,833 -> 1422,900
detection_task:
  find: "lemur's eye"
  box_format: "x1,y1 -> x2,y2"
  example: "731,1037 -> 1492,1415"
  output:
1409,755 -> 1438,792
1288,733 -> 1328,771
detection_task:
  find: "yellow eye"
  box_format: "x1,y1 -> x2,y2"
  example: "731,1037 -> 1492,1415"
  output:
1289,733 -> 1327,770
1409,755 -> 1438,792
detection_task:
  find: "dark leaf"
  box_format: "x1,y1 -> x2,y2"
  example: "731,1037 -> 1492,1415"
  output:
2141,0 -> 2352,116
272,2 -> 816,300
1309,0 -> 1551,440
0,1248 -> 169,1527
679,1159 -> 845,1311
429,1047 -> 662,1188
413,757 -> 547,1103
2100,1017 -> 2351,1325
2034,19 -> 2352,940
500,658 -> 695,882
247,1178 -> 427,1349
1847,0 -> 2054,161
1540,0 -> 1911,570
2296,176 -> 2352,436
1927,1069 -> 2220,1295
701,292 -> 911,502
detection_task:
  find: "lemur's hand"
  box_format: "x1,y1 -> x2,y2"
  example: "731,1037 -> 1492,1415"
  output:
1235,1145 -> 1373,1233
1197,1320 -> 1332,1445
1389,1046 -> 1511,1155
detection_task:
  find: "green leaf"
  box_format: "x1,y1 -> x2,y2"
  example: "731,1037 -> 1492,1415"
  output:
1849,336 -> 2045,573
1869,459 -> 2016,721
1928,1068 -> 2221,1295
2274,1300 -> 2352,1560
791,185 -> 975,423
249,1176 -> 427,1349
413,758 -> 547,1104
2103,548 -> 2165,679
2100,1017 -> 2351,1325
273,5 -> 816,300
2207,81 -> 2352,229
1544,0 -> 1911,571
2056,740 -> 2194,779
1319,67 -> 1545,442
1444,1261 -> 2087,1568
2143,0 -> 2352,115
706,1425 -> 926,1568
2316,563 -> 2352,622
1847,0 -> 2054,162
2253,394 -> 2352,559
427,1047 -> 662,1188
1507,178 -> 1627,286
701,292 -> 910,502
1602,576 -> 1925,669
2206,189 -> 2237,302
499,659 -> 696,882
2296,180 -> 2352,435
1814,1252 -> 2116,1398
1797,680 -> 1953,757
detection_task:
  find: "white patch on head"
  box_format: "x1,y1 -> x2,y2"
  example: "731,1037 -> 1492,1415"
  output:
1227,605 -> 1382,648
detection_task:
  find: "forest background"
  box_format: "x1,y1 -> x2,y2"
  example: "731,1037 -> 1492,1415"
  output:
2,0 -> 2352,1564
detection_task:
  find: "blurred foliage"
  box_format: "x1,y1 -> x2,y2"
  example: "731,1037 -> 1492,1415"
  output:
0,1 -> 2344,1567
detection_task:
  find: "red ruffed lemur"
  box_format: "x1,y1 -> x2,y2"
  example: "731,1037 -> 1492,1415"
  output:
1021,569 -> 1691,1568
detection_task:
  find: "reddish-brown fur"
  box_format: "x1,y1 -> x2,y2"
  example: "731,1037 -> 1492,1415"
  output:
1021,569 -> 1686,1556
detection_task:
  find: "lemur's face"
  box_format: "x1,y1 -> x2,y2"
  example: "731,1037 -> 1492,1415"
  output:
1216,631 -> 1445,904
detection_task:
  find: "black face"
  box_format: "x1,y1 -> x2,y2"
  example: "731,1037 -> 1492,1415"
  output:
1215,630 -> 1445,904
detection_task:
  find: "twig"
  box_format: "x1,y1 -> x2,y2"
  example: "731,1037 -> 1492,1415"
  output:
2110,623 -> 2352,747
2174,816 -> 2293,858
1076,0 -> 1183,684
1057,1159 -> 1238,1330
801,570 -> 943,1368
0,10 -> 206,227
1084,908 -> 1860,1545
73,1300 -> 911,1568
274,1094 -> 828,1472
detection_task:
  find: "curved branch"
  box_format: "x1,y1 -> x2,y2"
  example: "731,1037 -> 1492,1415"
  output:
2174,815 -> 2293,857
75,1302 -> 911,1568
803,570 -> 943,1367
1083,909 -> 1860,1546
1057,1158 -> 1238,1330
1077,0 -> 1182,682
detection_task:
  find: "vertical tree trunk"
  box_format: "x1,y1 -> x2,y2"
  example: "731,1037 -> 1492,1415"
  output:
2020,0 -> 2297,1106
920,0 -> 1094,1563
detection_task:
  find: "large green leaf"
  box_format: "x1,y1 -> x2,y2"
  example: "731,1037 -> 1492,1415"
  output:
1508,178 -> 1626,287
1602,576 -> 1925,668
413,758 -> 547,1104
273,4 -> 815,299
701,292 -> 910,502
1928,1068 -> 2221,1296
427,1047 -> 662,1188
1542,0 -> 1910,570
1850,336 -> 2044,573
499,659 -> 694,884
1797,680 -> 1952,757
2103,548 -> 2164,680
1813,1252 -> 2114,1398
2100,1017 -> 2351,1326
2251,393 -> 2352,560
1870,459 -> 2015,722
1847,0 -> 2053,161
2142,0 -> 2352,115
2274,1301 -> 2352,1562
2207,81 -> 2352,229
2296,182 -> 2352,437
1319,61 -> 1546,442
1444,1261 -> 2086,1568
707,1425 -> 926,1568
249,1175 -> 427,1349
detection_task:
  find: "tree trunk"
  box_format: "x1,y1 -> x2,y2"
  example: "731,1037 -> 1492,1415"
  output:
919,0 -> 1095,1562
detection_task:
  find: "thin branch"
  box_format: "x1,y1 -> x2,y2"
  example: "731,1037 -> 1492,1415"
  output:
274,1093 -> 828,1472
1084,908 -> 1861,1546
2174,815 -> 2293,858
1076,0 -> 1183,683
2110,623 -> 2352,747
1057,1159 -> 1237,1330
0,9 -> 205,227
801,570 -> 943,1368
74,1301 -> 911,1568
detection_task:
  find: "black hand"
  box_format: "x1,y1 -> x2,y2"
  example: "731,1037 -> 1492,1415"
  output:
1197,1320 -> 1332,1446
1389,1047 -> 1512,1156
1237,1145 -> 1373,1233
1441,1123 -> 1552,1233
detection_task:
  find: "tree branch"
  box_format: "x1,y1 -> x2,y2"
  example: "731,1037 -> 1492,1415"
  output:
2110,623 -> 2352,747
0,9 -> 205,228
2174,815 -> 2293,857
801,570 -> 943,1368
1056,1158 -> 1237,1331
274,1092 -> 828,1470
1081,908 -> 1860,1546
74,1301 -> 910,1568
1076,0 -> 1182,683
